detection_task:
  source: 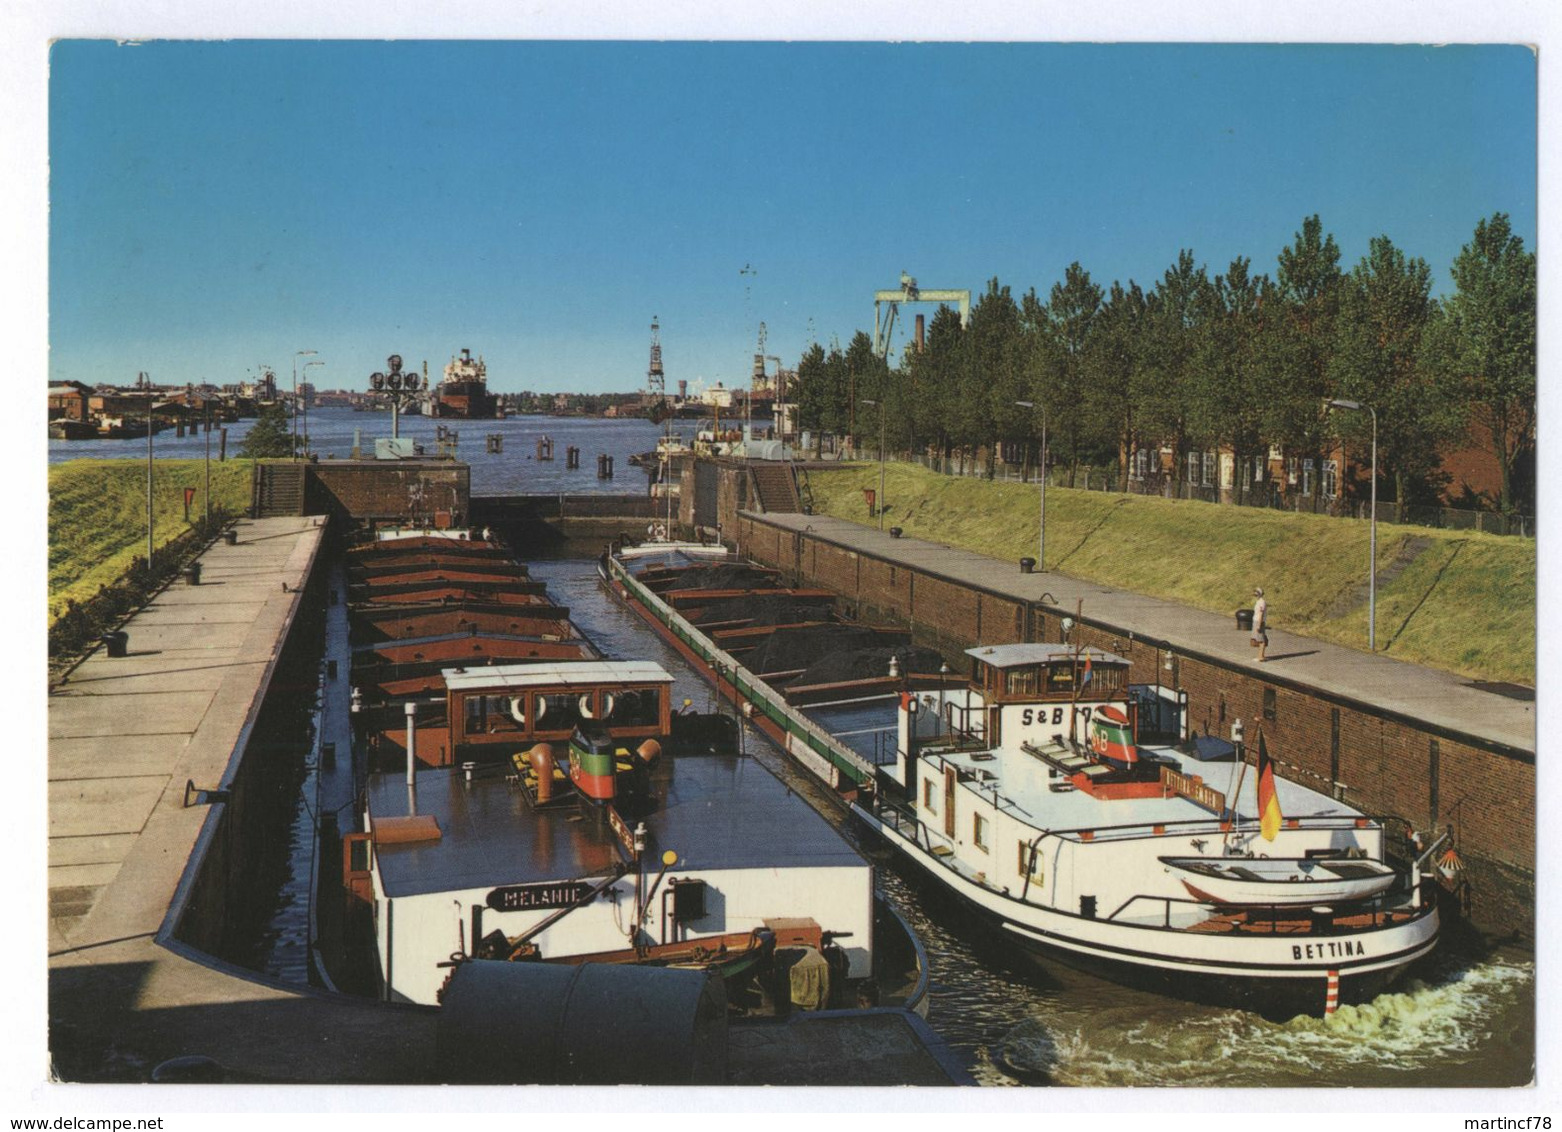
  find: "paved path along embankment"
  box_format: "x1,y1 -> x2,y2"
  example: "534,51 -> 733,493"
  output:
744,513 -> 1533,758
47,516 -> 439,1083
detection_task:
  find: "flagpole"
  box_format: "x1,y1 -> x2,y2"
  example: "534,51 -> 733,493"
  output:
1228,725 -> 1253,831
1068,599 -> 1084,743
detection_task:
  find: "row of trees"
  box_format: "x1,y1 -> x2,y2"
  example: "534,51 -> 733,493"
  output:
791,214 -> 1535,513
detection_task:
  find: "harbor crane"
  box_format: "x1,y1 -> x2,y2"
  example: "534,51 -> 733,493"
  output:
872,272 -> 971,359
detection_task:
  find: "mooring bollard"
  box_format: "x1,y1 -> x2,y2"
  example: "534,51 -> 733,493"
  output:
184,562 -> 203,586
223,529 -> 237,546
102,631 -> 129,658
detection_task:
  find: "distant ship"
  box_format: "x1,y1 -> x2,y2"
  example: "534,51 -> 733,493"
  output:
433,348 -> 501,419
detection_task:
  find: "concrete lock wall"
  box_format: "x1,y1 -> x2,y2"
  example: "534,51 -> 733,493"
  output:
735,512 -> 1534,933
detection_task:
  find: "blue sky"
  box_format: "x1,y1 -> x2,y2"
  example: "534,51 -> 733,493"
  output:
49,41 -> 1535,395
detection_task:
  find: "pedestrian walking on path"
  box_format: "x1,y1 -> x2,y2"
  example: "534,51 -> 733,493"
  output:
1252,587 -> 1269,662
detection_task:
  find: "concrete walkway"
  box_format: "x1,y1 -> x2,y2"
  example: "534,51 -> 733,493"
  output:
47,516 -> 442,1084
750,513 -> 1534,758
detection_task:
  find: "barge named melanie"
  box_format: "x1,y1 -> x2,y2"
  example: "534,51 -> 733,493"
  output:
337,530 -> 926,1018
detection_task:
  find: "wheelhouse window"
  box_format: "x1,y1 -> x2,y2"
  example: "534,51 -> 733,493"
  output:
922,776 -> 937,813
606,687 -> 660,727
465,693 -> 521,735
1044,664 -> 1076,694
973,813 -> 989,853
536,692 -> 583,732
1005,667 -> 1041,697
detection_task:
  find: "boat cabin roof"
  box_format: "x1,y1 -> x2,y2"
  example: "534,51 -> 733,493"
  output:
366,757 -> 866,898
441,659 -> 674,693
966,643 -> 1127,669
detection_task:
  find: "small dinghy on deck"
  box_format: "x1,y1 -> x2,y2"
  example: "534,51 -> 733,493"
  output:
1160,855 -> 1398,907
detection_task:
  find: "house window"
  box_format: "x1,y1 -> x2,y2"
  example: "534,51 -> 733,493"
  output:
1323,459 -> 1339,500
1203,451 -> 1218,486
1253,456 -> 1266,484
1186,451 -> 1201,484
1301,458 -> 1315,496
1286,456 -> 1299,486
922,776 -> 937,814
1263,688 -> 1277,722
974,813 -> 989,852
1219,452 -> 1234,489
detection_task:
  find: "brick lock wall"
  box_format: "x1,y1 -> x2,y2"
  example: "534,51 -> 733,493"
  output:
306,463 -> 470,524
736,515 -> 1535,933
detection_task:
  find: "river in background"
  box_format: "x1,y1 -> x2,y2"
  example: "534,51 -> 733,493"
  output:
48,406 -> 673,498
168,413 -> 1532,1087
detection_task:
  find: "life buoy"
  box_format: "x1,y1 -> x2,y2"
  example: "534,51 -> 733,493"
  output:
579,692 -> 615,720
509,696 -> 527,724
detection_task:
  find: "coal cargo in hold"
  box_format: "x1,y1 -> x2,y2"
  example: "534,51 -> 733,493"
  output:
436,960 -> 729,1085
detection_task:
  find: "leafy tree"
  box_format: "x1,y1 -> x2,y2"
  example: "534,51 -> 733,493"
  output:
1081,280 -> 1152,490
1033,263 -> 1104,485
1139,250 -> 1211,491
1192,257 -> 1275,504
1426,213 -> 1536,513
843,331 -> 888,456
903,304 -> 967,465
792,342 -> 835,456
238,402 -> 298,459
1269,216 -> 1345,506
1330,235 -> 1453,507
960,279 -> 1025,477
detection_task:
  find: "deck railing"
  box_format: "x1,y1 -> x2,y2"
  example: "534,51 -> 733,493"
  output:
609,555 -> 876,788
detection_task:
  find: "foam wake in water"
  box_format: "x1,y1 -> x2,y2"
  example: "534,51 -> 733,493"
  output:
995,952 -> 1534,1088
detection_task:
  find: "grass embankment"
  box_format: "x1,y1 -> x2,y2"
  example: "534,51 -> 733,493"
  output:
49,459 -> 257,622
805,464 -> 1534,686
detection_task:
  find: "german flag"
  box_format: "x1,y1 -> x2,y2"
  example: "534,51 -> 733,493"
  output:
1256,732 -> 1282,841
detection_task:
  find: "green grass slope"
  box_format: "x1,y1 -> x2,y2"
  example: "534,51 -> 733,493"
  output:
49,458 -> 257,620
805,464 -> 1534,686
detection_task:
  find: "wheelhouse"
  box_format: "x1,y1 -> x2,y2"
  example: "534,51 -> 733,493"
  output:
968,643 -> 1130,705
444,660 -> 674,762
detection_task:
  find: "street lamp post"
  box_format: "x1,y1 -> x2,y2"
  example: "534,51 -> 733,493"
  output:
301,360 -> 324,458
292,349 -> 317,459
860,399 -> 887,529
1328,398 -> 1378,651
1015,401 -> 1047,570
